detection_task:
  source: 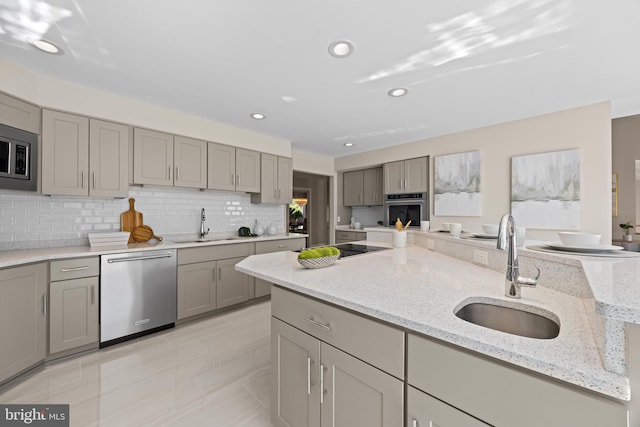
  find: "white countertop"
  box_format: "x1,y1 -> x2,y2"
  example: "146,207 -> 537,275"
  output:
0,233 -> 308,269
236,243 -> 630,400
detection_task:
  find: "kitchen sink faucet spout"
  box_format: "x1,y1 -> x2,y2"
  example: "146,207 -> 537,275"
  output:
496,214 -> 539,298
200,208 -> 210,239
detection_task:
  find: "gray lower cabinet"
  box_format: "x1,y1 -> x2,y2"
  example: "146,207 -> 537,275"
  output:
407,386 -> 489,427
48,257 -> 100,355
177,243 -> 254,320
254,237 -> 306,298
271,287 -> 404,427
272,318 -> 403,427
335,230 -> 366,244
0,263 -> 47,385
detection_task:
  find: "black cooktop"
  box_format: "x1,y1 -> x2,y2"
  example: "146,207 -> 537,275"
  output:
333,243 -> 390,258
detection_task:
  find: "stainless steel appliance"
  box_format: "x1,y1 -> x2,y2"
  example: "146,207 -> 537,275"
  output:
383,192 -> 428,227
100,249 -> 177,346
0,123 -> 37,191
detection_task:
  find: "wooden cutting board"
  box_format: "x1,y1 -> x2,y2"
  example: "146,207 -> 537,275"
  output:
121,198 -> 143,243
132,225 -> 162,242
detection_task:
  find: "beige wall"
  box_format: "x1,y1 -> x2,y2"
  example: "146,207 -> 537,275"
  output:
0,59 -> 291,156
335,102 -> 612,242
612,114 -> 640,240
292,149 -> 334,176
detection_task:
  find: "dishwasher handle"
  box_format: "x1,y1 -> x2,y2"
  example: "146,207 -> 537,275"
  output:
106,252 -> 173,263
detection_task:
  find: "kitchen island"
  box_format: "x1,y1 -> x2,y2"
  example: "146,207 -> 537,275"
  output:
236,239 -> 637,426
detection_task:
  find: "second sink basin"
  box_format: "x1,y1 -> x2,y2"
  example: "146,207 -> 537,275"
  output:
455,299 -> 560,339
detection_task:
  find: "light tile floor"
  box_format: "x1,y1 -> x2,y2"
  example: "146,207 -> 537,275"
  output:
0,301 -> 275,427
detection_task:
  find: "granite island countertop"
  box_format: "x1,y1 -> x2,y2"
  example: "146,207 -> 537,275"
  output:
236,243 -> 630,401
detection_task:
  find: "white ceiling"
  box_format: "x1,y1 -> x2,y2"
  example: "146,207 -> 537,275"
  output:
1,0 -> 640,158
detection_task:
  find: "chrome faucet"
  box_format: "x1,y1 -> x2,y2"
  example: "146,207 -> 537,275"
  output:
199,208 -> 210,239
496,214 -> 539,298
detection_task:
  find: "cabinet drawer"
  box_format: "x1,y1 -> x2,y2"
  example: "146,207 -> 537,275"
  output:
335,231 -> 357,241
255,237 -> 306,254
178,242 -> 254,265
407,333 -> 627,427
272,286 -> 404,379
50,257 -> 99,281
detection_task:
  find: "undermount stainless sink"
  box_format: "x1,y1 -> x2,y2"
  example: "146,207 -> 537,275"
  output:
455,299 -> 560,339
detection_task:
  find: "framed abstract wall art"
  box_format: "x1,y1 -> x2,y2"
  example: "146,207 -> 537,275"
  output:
434,150 -> 481,216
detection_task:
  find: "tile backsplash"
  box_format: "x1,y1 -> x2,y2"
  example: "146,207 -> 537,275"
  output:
0,187 -> 285,249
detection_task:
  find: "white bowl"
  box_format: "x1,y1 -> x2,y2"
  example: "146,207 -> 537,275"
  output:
558,232 -> 602,247
482,224 -> 499,235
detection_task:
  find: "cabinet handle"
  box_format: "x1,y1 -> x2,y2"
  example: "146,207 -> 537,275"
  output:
42,293 -> 47,316
307,356 -> 312,395
237,174 -> 240,185
92,172 -> 95,189
274,189 -> 277,199
176,167 -> 180,181
218,266 -> 222,281
231,174 -> 235,185
278,244 -> 288,248
304,316 -> 331,331
60,266 -> 89,272
81,171 -> 85,188
168,166 -> 171,181
278,189 -> 281,200
320,363 -> 326,404
91,285 -> 95,305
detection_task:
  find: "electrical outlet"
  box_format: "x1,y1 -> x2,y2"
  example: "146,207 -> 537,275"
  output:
230,218 -> 238,226
473,249 -> 488,265
427,239 -> 435,250
337,216 -> 341,223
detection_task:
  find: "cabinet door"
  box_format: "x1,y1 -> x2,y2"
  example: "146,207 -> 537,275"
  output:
320,343 -> 403,427
259,153 -> 278,203
174,135 -> 207,189
383,161 -> 404,194
207,142 -> 236,191
216,257 -> 250,309
277,156 -> 293,203
404,157 -> 428,193
407,386 -> 489,427
133,128 -> 174,186
42,110 -> 90,196
343,170 -> 364,206
0,263 -> 47,384
272,318 -> 321,427
177,261 -> 217,320
0,92 -> 41,134
236,148 -> 261,193
49,277 -> 99,354
89,119 -> 129,197
363,168 -> 383,205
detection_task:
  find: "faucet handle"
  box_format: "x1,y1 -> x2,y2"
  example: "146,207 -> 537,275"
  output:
516,266 -> 540,287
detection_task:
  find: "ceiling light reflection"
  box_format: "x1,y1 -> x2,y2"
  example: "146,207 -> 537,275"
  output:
0,1 -> 72,43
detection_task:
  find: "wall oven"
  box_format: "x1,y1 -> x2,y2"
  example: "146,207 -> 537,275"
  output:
0,123 -> 37,191
383,192 -> 428,227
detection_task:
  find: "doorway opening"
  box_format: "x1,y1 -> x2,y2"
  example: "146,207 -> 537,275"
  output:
292,171 -> 330,246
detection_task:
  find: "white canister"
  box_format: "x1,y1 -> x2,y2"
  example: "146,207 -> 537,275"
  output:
253,221 -> 264,236
393,230 -> 407,248
267,223 -> 277,235
420,221 -> 430,232
353,221 -> 361,230
449,223 -> 462,237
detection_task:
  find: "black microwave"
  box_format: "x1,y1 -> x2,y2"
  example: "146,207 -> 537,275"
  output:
0,123 -> 38,191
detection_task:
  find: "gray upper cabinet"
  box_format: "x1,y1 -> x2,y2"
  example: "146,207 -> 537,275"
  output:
133,128 -> 174,186
42,111 -> 129,197
89,119 -> 129,197
208,143 -> 260,192
383,157 -> 428,194
344,167 -> 383,206
0,92 -> 41,134
252,154 -> 292,204
174,135 -> 207,189
0,263 -> 47,386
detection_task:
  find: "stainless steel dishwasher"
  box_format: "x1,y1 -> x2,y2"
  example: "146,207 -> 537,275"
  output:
100,249 -> 177,346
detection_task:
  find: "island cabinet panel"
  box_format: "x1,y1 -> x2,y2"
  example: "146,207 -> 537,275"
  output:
272,286 -> 405,379
272,317 -> 403,427
407,333 -> 628,427
407,386 -> 489,427
0,263 -> 47,385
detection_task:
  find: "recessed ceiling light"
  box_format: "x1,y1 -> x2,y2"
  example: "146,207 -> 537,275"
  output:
343,142 -> 354,147
329,40 -> 354,58
27,38 -> 64,55
250,113 -> 266,120
388,88 -> 408,97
